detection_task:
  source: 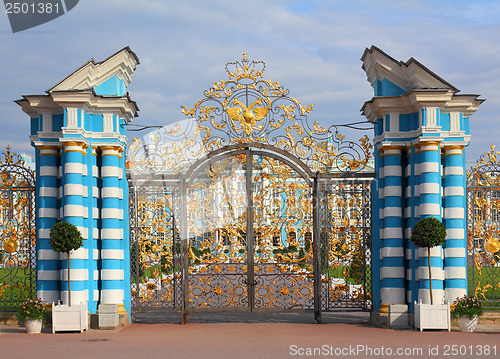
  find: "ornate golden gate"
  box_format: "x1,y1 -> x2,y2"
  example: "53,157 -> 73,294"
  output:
0,147 -> 36,311
467,145 -> 500,310
128,53 -> 373,322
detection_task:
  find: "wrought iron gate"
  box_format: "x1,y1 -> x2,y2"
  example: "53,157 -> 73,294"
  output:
467,145 -> 500,310
128,53 -> 373,321
0,147 -> 36,311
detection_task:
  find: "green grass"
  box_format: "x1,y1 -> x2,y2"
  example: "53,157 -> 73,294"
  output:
467,266 -> 500,310
0,267 -> 36,311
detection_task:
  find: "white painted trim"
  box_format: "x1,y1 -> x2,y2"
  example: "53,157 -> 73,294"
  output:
39,208 -> 58,218
444,247 -> 466,258
419,203 -> 441,216
39,187 -> 58,197
418,246 -> 442,258
406,268 -> 412,280
444,186 -> 464,197
381,247 -> 404,257
419,162 -> 440,174
37,290 -> 60,304
101,249 -> 124,260
101,269 -> 124,281
384,207 -> 402,218
444,267 -> 466,279
405,248 -> 412,260
102,208 -> 123,220
418,288 -> 444,305
450,112 -> 460,132
64,204 -> 86,218
38,249 -> 59,260
64,184 -> 86,197
100,289 -> 124,304
40,166 -> 59,177
384,186 -> 402,197
417,267 -> 444,280
378,188 -> 384,199
64,162 -> 84,174
444,208 -> 464,219
102,166 -> 121,177
446,228 -> 464,239
419,183 -> 440,194
444,288 -> 466,303
102,187 -> 121,198
61,269 -> 88,281
101,228 -> 123,240
38,270 -> 59,280
444,166 -> 463,176
384,227 -> 403,239
383,166 -> 402,177
381,266 -> 405,278
381,288 -> 405,304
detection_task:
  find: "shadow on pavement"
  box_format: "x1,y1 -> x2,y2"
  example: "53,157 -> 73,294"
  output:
132,311 -> 371,325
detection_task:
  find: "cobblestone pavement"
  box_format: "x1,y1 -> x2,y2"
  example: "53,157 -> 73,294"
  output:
1,312 -> 499,359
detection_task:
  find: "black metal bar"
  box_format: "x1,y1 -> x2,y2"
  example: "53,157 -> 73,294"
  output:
180,178 -> 189,324
312,172 -> 322,323
246,150 -> 255,311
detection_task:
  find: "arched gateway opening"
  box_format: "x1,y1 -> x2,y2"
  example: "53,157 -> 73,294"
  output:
127,53 -> 373,323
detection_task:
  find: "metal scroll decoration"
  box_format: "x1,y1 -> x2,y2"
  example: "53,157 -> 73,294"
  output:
467,145 -> 500,310
0,146 -> 36,311
127,52 -> 372,175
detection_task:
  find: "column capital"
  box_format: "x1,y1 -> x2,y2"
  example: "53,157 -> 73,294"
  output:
379,144 -> 404,156
415,141 -> 441,152
36,144 -> 60,156
62,141 -> 89,153
442,145 -> 464,156
99,145 -> 123,156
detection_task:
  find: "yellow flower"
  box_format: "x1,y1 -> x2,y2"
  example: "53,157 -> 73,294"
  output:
485,238 -> 500,254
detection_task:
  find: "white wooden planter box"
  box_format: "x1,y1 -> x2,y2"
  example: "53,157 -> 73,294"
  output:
52,303 -> 88,333
414,301 -> 451,332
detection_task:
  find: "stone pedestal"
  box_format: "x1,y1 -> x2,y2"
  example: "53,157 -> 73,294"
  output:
389,304 -> 409,329
98,304 -> 119,329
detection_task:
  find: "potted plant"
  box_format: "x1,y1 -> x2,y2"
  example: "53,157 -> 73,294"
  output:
411,216 -> 450,331
451,295 -> 484,332
17,297 -> 47,334
49,221 -> 88,333
49,221 -> 84,307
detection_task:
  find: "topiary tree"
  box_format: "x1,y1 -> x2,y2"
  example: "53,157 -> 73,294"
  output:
49,222 -> 84,307
410,216 -> 446,305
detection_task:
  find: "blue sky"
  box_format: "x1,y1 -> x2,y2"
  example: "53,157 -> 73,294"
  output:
1,0 -> 500,161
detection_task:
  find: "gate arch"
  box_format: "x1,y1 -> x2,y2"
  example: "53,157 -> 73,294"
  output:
127,53 -> 373,322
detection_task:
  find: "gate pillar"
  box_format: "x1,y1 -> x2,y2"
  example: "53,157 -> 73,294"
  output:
361,46 -> 483,313
16,47 -> 139,316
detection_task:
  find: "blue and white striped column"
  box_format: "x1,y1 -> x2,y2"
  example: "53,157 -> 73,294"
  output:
380,145 -> 405,305
100,145 -> 125,306
443,145 -> 467,302
89,146 -> 100,313
36,144 -> 60,303
416,140 -> 444,304
405,145 -> 419,311
61,141 -> 89,305
372,147 -> 383,311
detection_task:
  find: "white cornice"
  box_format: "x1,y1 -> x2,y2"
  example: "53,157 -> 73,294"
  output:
361,46 -> 458,93
48,47 -> 139,93
362,90 -> 482,122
